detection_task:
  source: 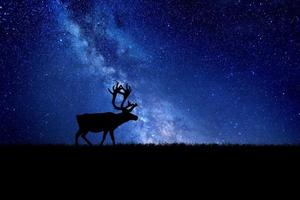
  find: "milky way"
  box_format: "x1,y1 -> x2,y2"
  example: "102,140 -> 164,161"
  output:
0,0 -> 299,144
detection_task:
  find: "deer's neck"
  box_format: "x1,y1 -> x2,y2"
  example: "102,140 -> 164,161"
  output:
116,113 -> 130,125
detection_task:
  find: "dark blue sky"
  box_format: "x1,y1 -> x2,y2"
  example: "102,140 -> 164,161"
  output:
0,0 -> 299,144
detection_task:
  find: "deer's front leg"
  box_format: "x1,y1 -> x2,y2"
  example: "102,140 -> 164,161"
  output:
100,131 -> 108,146
109,131 -> 115,145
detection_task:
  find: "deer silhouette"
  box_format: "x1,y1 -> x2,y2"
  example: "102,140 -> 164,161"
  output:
75,82 -> 138,146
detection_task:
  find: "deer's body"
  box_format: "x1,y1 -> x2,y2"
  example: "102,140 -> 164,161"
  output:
76,112 -> 137,133
75,82 -> 138,146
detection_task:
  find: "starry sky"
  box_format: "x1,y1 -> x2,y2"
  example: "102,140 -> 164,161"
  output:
0,0 -> 299,144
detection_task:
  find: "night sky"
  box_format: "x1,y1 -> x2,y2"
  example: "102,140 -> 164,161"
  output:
1,0 -> 299,144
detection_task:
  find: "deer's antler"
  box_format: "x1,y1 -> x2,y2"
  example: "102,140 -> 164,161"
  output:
108,82 -> 137,112
125,101 -> 138,112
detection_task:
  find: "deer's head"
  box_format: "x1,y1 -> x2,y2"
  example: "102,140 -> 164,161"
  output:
108,82 -> 138,121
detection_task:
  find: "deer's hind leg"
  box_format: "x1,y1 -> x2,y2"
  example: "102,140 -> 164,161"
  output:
81,131 -> 92,146
75,129 -> 83,146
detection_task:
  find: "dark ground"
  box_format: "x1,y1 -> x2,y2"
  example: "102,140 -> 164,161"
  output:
1,144 -> 299,190
1,144 -> 300,163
